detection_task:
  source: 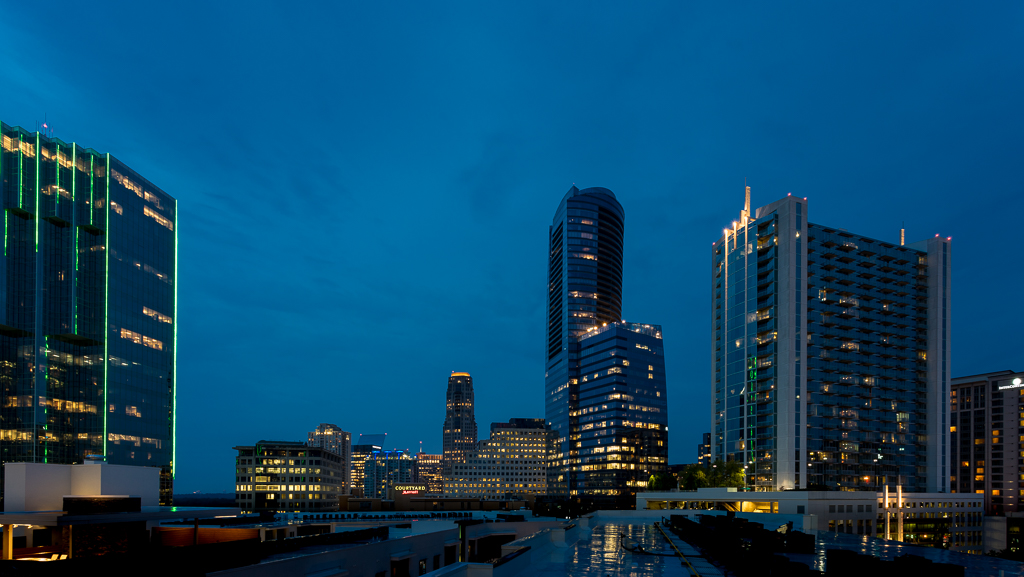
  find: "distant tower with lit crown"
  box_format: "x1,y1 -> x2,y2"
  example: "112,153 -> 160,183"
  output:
442,372 -> 477,474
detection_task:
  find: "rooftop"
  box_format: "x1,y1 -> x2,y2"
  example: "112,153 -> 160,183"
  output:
580,321 -> 662,341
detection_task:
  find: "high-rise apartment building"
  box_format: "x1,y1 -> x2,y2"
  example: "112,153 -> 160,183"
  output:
308,423 -> 351,494
363,450 -> 414,499
0,122 -> 177,503
415,452 -> 444,496
442,372 -> 477,474
445,418 -> 548,500
234,440 -> 345,513
711,189 -> 951,492
950,370 -> 1024,514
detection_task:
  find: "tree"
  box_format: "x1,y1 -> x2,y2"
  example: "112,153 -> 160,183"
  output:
647,472 -> 677,491
691,459 -> 746,489
679,464 -> 710,491
720,460 -> 745,488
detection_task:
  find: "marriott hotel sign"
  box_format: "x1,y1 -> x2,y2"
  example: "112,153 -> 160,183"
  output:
998,377 -> 1024,391
393,484 -> 427,495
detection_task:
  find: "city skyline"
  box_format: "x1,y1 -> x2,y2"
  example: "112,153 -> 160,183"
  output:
1,3 -> 1020,493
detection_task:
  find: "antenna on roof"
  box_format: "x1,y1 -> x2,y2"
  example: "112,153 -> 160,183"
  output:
741,180 -> 751,224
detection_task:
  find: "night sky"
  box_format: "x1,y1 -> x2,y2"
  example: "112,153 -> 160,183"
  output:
2,3 -> 1022,492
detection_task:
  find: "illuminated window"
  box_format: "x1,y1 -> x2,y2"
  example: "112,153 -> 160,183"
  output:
144,206 -> 173,230
120,328 -> 164,351
143,306 -> 172,324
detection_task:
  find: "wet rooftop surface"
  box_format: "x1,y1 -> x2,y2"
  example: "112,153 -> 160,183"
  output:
510,520 -> 698,577
508,517 -> 1024,577
790,530 -> 1024,577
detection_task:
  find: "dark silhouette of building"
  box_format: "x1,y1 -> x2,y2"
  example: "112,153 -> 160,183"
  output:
0,121 -> 178,504
442,372 -> 477,475
698,433 -> 711,466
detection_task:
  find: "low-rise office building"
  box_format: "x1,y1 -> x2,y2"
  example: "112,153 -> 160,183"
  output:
951,370 -> 1024,515
445,418 -> 547,500
234,440 -> 346,513
0,460 -> 238,559
638,487 -> 984,554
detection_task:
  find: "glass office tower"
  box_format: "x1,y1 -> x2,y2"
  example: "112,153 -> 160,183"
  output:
363,450 -> 414,499
544,186 -> 627,497
711,189 -> 950,492
0,122 -> 177,503
574,323 -> 668,497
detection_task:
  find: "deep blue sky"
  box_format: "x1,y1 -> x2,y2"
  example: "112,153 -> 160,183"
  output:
2,3 -> 1022,492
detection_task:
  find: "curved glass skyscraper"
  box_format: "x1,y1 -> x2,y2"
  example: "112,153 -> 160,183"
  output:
544,186 -> 626,496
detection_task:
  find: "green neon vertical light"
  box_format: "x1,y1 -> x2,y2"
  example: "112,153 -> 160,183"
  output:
43,336 -> 48,463
72,146 -> 77,334
173,200 -> 178,480
90,155 -> 94,226
1,128 -> 4,257
18,133 -> 23,208
35,133 -> 39,251
103,153 -> 110,456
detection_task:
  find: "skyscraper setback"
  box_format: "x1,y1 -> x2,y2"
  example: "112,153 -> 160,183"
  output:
711,188 -> 950,492
441,372 -> 477,474
0,122 -> 178,502
544,185 -> 668,499
545,186 -> 625,497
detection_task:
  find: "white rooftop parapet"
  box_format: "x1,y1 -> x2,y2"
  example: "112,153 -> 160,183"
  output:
3,462 -> 160,512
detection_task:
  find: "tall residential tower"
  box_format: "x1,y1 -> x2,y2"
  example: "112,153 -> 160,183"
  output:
0,122 -> 177,503
308,423 -> 351,494
711,189 -> 950,492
